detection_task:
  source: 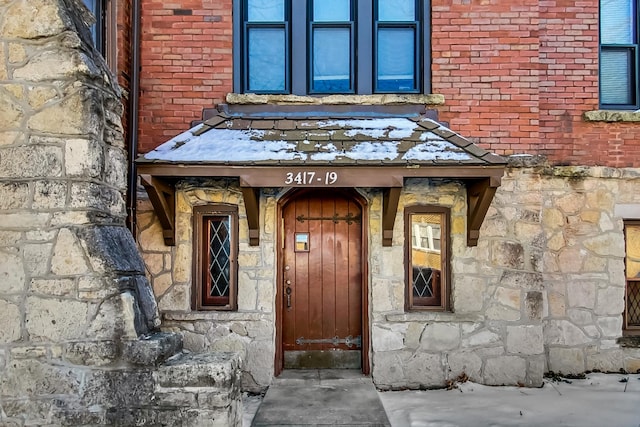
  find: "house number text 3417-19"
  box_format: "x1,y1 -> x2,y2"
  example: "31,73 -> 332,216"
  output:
284,171 -> 338,185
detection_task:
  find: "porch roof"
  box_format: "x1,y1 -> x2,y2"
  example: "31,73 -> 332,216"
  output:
136,106 -> 506,248
139,111 -> 505,167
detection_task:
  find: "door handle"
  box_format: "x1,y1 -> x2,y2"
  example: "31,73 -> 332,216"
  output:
286,286 -> 292,308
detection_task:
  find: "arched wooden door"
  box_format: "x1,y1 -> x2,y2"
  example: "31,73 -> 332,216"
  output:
281,190 -> 363,369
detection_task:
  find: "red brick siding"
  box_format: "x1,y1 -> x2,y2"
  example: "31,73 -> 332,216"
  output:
434,0 -> 640,167
138,0 -> 233,153
136,0 -> 640,167
116,0 -> 132,136
432,0 -> 541,158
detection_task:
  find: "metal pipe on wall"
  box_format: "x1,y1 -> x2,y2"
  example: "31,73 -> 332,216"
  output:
126,0 -> 141,237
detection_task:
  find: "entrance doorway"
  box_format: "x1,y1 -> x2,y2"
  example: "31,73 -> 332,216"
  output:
279,189 -> 366,371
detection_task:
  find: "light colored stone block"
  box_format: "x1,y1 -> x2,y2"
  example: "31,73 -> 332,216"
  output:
483,356 -> 526,385
51,228 -> 90,275
506,325 -> 544,356
372,324 -> 406,352
25,296 -> 88,342
0,250 -> 25,293
0,299 -> 21,343
418,323 -> 460,352
566,281 -> 596,309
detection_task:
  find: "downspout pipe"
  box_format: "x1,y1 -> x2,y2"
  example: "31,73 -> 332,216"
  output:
127,0 -> 142,237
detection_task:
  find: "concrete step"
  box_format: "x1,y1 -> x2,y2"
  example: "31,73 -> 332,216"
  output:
251,369 -> 391,426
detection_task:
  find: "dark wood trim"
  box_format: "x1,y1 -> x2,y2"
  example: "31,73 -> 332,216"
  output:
140,174 -> 175,246
467,176 -> 500,247
138,165 -> 503,247
137,164 -> 503,185
404,205 -> 450,311
193,204 -> 239,311
624,220 -> 640,333
241,186 -> 260,246
382,187 -> 402,246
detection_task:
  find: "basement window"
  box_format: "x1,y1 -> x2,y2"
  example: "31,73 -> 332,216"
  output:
193,205 -> 238,311
624,221 -> 640,333
405,206 -> 450,311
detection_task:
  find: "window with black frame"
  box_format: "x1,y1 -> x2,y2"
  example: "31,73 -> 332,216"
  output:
405,206 -> 449,311
83,0 -> 104,53
236,0 -> 430,95
600,0 -> 639,109
193,205 -> 239,311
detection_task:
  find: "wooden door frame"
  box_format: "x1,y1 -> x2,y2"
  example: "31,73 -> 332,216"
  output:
275,188 -> 370,376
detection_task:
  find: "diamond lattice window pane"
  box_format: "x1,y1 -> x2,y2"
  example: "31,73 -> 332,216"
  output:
628,280 -> 640,326
413,267 -> 434,298
208,217 -> 231,298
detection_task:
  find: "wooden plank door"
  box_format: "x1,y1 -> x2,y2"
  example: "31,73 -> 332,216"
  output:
282,191 -> 362,369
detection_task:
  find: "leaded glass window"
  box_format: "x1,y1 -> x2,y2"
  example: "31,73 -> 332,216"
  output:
405,207 -> 449,310
625,222 -> 640,330
194,205 -> 238,310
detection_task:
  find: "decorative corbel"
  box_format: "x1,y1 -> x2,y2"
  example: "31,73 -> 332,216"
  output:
241,186 -> 260,246
467,176 -> 501,246
140,175 -> 176,246
382,187 -> 402,247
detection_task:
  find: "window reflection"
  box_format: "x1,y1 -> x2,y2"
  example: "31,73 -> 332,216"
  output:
409,212 -> 443,307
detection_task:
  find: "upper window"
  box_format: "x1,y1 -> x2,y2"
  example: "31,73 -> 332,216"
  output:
83,0 -> 105,53
600,0 -> 640,109
193,205 -> 239,311
234,0 -> 430,95
624,221 -> 640,333
405,206 -> 449,311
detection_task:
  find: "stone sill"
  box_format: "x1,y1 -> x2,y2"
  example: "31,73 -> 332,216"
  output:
163,311 -> 270,322
226,93 -> 445,106
385,312 -> 484,323
583,110 -> 640,122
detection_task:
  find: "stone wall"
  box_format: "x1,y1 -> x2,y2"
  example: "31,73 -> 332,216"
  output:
138,180 -> 278,392
137,163 -> 640,390
0,1 -> 242,425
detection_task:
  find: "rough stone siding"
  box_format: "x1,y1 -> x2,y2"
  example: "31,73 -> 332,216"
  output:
0,1 -> 241,425
138,180 -> 278,392
138,165 -> 640,390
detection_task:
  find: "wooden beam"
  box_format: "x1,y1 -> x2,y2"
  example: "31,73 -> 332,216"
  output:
241,186 -> 260,246
382,187 -> 402,247
140,175 -> 176,246
467,178 -> 499,247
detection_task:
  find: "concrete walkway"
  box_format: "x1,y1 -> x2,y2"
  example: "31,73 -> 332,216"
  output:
251,369 -> 391,426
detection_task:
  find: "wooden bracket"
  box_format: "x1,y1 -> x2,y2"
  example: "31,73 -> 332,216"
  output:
467,176 -> 501,247
140,175 -> 176,246
241,186 -> 260,246
382,187 -> 402,247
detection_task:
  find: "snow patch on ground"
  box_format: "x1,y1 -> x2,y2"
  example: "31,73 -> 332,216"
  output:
243,374 -> 640,427
378,373 -> 640,427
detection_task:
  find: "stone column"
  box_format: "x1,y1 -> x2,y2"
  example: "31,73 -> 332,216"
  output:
0,0 -> 160,423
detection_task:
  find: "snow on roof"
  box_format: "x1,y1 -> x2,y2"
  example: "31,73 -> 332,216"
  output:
141,116 -> 500,165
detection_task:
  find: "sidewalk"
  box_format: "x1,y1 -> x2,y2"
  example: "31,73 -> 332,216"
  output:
250,369 -> 391,426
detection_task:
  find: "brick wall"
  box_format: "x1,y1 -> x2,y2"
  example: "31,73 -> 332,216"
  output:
138,0 -> 233,153
135,0 -> 640,167
434,0 -> 640,167
432,0 -> 541,157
